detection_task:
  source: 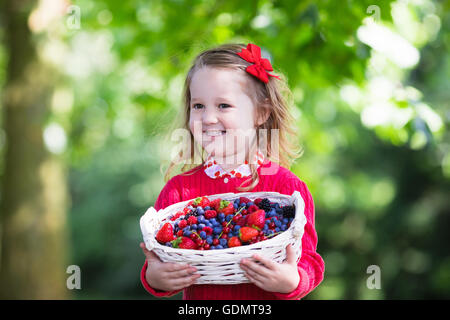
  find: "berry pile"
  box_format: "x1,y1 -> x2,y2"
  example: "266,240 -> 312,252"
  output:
155,196 -> 295,250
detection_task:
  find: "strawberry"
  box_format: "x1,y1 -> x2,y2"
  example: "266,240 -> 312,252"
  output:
172,236 -> 197,249
198,196 -> 210,208
228,236 -> 242,247
246,209 -> 265,230
239,227 -> 259,243
156,223 -> 175,244
210,198 -> 222,211
221,203 -> 235,216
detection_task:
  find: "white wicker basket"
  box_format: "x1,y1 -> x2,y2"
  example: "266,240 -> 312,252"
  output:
140,191 -> 306,285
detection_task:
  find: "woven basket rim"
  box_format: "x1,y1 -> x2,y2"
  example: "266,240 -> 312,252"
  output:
141,191 -> 306,254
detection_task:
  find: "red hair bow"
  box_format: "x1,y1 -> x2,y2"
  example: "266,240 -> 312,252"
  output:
236,43 -> 280,84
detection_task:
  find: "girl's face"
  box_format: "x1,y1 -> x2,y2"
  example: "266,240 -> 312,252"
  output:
188,67 -> 262,162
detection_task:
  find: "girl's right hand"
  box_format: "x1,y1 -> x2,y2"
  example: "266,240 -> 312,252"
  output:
139,242 -> 200,291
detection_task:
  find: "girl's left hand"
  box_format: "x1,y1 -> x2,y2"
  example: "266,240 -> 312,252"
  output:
240,244 -> 300,293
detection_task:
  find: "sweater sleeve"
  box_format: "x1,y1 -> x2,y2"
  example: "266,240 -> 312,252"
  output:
140,177 -> 183,298
273,178 -> 325,300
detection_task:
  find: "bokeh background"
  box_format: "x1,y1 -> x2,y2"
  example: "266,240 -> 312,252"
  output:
0,0 -> 449,299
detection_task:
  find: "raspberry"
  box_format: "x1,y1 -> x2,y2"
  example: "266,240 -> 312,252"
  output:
205,210 -> 217,219
187,216 -> 197,225
178,220 -> 187,229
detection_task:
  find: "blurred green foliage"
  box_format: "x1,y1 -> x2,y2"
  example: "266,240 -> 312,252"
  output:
1,0 -> 449,299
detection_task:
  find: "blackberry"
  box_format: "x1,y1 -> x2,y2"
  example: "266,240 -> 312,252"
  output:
258,198 -> 272,212
281,205 -> 295,219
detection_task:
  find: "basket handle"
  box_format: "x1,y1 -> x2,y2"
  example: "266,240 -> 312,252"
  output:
291,191 -> 307,239
140,206 -> 158,251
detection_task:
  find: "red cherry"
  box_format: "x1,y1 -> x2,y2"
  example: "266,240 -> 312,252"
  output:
220,234 -> 228,240
222,221 -> 227,227
233,214 -> 242,223
213,238 -> 219,246
204,244 -> 210,250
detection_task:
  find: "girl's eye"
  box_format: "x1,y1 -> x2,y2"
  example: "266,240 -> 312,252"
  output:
219,103 -> 231,109
192,104 -> 204,109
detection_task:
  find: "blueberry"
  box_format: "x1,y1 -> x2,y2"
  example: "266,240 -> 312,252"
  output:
275,227 -> 280,232
225,215 -> 233,222
281,225 -> 287,231
191,224 -> 198,230
219,238 -> 227,246
234,225 -> 241,232
275,220 -> 281,227
215,245 -> 223,249
197,207 -> 204,215
233,203 -> 239,210
247,201 -> 254,207
183,226 -> 191,231
263,224 -> 269,231
267,230 -> 274,235
209,218 -> 217,224
183,230 -> 192,237
228,232 -> 233,238
198,223 -> 205,229
218,213 -> 225,220
165,242 -> 173,247
213,227 -> 222,234
282,218 -> 289,224
269,209 -> 277,217
205,221 -> 212,227
200,231 -> 207,239
206,237 -> 213,245
204,206 -> 211,210
210,246 -> 216,250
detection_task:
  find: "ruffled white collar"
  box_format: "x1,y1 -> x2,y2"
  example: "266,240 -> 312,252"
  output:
203,150 -> 265,179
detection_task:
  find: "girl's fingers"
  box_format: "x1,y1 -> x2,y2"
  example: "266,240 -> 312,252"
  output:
242,265 -> 265,283
284,244 -> 297,264
169,266 -> 198,278
171,273 -> 201,290
251,254 -> 276,270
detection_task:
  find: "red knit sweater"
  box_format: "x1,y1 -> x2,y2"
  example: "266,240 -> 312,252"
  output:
140,159 -> 325,300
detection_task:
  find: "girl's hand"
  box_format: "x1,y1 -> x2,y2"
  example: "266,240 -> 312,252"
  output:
240,244 -> 300,293
140,242 -> 200,291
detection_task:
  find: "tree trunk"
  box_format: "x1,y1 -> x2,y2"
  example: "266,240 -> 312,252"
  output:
0,0 -> 69,299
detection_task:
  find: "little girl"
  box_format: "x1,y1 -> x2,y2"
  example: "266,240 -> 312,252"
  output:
139,43 -> 324,300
